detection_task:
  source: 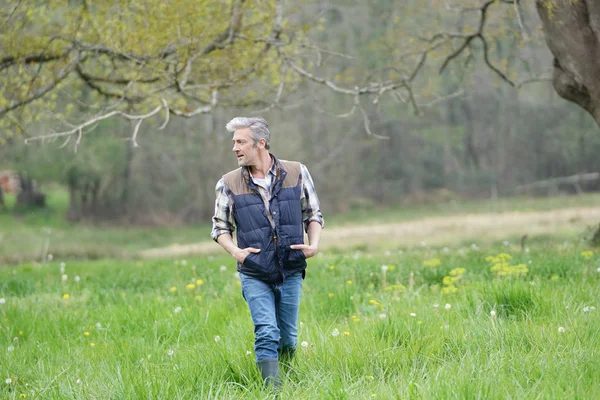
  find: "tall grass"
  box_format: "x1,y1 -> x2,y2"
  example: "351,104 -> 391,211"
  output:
1,243 -> 599,398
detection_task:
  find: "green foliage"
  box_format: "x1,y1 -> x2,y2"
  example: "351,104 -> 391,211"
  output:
0,0 -> 303,143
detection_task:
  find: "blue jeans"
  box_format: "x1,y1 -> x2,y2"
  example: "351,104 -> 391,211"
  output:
239,272 -> 303,362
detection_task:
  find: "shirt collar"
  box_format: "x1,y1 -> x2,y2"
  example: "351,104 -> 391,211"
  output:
242,154 -> 278,183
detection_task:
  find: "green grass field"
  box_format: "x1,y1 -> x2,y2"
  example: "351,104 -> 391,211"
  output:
1,244 -> 599,399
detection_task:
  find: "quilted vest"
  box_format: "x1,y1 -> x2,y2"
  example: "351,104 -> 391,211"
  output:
223,156 -> 306,283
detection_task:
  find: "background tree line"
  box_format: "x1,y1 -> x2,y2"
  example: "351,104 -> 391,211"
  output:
1,1 -> 599,224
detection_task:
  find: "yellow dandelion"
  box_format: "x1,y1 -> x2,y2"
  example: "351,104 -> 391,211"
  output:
328,293 -> 334,298
62,293 -> 70,299
83,331 -> 90,337
329,265 -> 335,271
186,283 -> 196,290
367,375 -> 374,381
195,295 -> 201,301
424,258 -> 441,267
369,299 -> 381,306
344,331 -> 350,336
346,280 -> 353,285
169,286 -> 177,292
196,279 -> 204,286
90,342 -> 95,347
20,395 -> 27,398
581,250 -> 593,259
19,330 -> 24,335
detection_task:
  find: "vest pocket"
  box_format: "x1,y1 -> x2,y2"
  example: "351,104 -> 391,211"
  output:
242,252 -> 261,269
288,249 -> 306,262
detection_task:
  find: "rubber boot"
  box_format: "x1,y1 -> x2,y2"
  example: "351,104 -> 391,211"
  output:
257,358 -> 281,391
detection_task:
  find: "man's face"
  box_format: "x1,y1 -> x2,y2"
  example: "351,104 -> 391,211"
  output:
232,127 -> 263,167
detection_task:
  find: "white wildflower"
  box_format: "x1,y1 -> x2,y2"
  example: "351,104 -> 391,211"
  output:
0,298 -> 5,305
558,326 -> 566,333
60,262 -> 66,273
246,350 -> 252,355
5,378 -> 11,384
167,349 -> 174,356
76,379 -> 82,384
583,306 -> 596,313
181,260 -> 188,266
409,313 -> 416,317
331,328 -> 340,337
219,265 -> 227,272
445,303 -> 451,310
379,313 -> 387,319
381,265 -> 389,272
471,243 -> 478,250
301,341 -> 309,348
214,336 -> 221,343
174,307 -> 182,314
61,274 -> 68,282
503,241 -> 510,247
47,253 -> 53,261
433,304 -> 439,308
7,346 -> 14,352
490,310 -> 496,317
95,323 -> 102,329
74,276 -> 81,283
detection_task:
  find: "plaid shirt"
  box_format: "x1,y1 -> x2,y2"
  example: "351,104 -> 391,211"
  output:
211,159 -> 324,241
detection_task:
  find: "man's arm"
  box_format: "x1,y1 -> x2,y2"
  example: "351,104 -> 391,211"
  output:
291,220 -> 322,258
290,164 -> 324,259
211,178 -> 260,263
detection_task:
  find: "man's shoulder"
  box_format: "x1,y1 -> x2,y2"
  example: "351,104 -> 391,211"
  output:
279,159 -> 303,172
223,167 -> 243,180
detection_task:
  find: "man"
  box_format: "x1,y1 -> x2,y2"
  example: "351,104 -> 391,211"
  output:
211,117 -> 323,389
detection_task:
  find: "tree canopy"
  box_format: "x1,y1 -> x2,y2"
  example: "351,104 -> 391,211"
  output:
1,0 -> 598,148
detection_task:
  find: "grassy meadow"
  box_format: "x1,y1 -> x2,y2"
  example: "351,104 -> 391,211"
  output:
1,189 -> 600,398
1,243 -> 599,399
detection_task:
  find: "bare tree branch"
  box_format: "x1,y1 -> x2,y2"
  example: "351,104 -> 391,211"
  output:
24,100 -> 169,145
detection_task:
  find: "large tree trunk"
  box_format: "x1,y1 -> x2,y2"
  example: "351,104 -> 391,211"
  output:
537,0 -> 600,243
536,0 -> 600,127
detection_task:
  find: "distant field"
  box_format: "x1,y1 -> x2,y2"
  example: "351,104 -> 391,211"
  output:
1,245 -> 599,398
1,187 -> 600,263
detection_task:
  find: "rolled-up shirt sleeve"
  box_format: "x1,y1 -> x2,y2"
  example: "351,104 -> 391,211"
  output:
211,178 -> 235,241
300,164 -> 324,232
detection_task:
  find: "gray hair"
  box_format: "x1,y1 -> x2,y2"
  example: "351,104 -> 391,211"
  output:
225,117 -> 271,149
